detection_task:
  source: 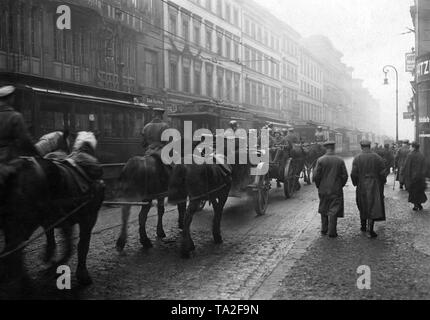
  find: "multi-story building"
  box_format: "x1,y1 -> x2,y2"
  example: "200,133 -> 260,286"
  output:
297,45 -> 324,125
0,0 -> 164,161
236,0 -> 284,123
301,35 -> 354,130
411,0 -> 430,162
162,0 -> 244,130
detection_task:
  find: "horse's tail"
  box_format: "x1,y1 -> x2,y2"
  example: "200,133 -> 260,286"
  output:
168,164 -> 188,205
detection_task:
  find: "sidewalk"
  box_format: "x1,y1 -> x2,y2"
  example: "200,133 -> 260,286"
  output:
267,173 -> 430,300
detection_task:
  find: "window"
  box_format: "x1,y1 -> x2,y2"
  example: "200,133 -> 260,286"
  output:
226,71 -> 232,101
233,42 -> 239,61
169,14 -> 177,35
206,29 -> 212,51
225,3 -> 231,23
64,31 -> 73,64
206,63 -> 213,97
225,38 -> 231,59
217,0 -> 222,17
194,24 -> 201,46
217,67 -> 224,99
251,82 -> 257,105
183,57 -> 191,93
182,19 -> 189,41
257,83 -> 263,105
217,32 -> 223,56
234,73 -> 240,102
145,50 -> 157,88
0,9 -> 7,51
233,8 -> 239,26
30,7 -> 41,57
73,32 -> 81,65
245,80 -> 251,104
206,0 -> 212,11
169,53 -> 178,90
194,60 -> 202,95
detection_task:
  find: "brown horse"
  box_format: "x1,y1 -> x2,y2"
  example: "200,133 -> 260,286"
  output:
168,155 -> 232,258
116,154 -> 187,251
0,132 -> 104,290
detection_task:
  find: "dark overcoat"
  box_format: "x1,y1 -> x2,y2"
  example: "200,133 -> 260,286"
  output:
395,146 -> 410,184
0,104 -> 37,162
404,150 -> 428,205
351,150 -> 386,221
314,152 -> 348,218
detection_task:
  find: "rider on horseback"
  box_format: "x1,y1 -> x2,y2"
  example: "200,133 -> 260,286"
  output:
141,108 -> 170,158
315,126 -> 326,143
0,86 -> 40,163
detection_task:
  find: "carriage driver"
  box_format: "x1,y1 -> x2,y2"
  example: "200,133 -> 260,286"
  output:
285,127 -> 300,145
0,85 -> 39,163
141,107 -> 170,158
315,126 -> 326,143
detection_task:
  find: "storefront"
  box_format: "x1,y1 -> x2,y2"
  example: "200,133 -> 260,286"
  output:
416,53 -> 430,170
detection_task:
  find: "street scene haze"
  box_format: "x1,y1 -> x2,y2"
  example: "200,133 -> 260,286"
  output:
1,0 -> 430,303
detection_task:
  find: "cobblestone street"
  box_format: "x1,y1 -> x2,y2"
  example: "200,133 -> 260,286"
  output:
2,157 -> 430,300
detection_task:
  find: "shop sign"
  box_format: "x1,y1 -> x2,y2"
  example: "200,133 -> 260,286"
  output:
405,52 -> 416,73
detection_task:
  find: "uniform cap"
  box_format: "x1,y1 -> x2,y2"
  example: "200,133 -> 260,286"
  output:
412,141 -> 420,148
323,141 -> 336,147
0,85 -> 15,98
360,140 -> 372,147
288,127 -> 295,132
153,107 -> 165,113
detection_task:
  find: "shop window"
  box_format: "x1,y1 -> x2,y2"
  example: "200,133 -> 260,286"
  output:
40,110 -> 65,134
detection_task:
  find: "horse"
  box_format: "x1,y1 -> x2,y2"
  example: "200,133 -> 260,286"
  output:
168,154 -> 232,258
302,143 -> 326,185
35,130 -> 71,159
0,131 -> 105,289
115,152 -> 187,251
284,143 -> 307,192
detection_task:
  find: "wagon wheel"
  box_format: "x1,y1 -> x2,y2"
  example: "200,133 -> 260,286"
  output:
284,158 -> 296,199
253,174 -> 270,216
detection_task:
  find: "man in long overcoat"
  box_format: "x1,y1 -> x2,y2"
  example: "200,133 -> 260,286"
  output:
404,142 -> 428,211
395,140 -> 411,190
313,141 -> 349,238
351,140 -> 386,238
381,144 -> 395,178
0,85 -> 39,163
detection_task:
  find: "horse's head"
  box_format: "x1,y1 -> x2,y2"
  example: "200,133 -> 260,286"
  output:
73,131 -> 98,156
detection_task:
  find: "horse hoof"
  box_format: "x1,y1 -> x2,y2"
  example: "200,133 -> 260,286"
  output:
76,269 -> 93,287
140,238 -> 153,249
157,231 -> 167,239
116,238 -> 126,252
214,236 -> 223,245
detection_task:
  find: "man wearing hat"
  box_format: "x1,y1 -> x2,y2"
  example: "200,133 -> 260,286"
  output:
351,140 -> 386,238
0,85 -> 39,163
141,107 -> 170,157
314,126 -> 326,143
395,140 -> 411,190
313,141 -> 348,238
225,120 -> 239,138
404,142 -> 428,211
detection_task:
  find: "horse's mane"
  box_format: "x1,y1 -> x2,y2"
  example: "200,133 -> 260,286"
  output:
74,132 -> 97,151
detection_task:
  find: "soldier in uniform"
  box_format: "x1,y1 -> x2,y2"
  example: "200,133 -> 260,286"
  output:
313,141 -> 348,238
395,140 -> 411,190
225,120 -> 239,138
315,126 -> 326,143
351,140 -> 386,238
141,108 -> 170,158
0,85 -> 39,163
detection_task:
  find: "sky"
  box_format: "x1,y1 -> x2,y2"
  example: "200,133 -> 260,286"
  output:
255,0 -> 416,140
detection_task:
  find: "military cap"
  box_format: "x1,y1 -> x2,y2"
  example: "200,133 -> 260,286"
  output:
323,141 -> 336,147
412,141 -> 420,148
360,140 -> 372,147
403,139 -> 410,144
0,85 -> 16,98
288,127 -> 295,132
230,120 -> 238,125
317,126 -> 323,129
153,107 -> 166,113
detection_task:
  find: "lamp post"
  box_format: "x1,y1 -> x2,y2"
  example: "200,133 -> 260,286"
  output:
383,65 -> 399,143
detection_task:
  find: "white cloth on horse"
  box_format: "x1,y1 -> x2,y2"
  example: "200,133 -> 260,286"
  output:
35,131 -> 65,157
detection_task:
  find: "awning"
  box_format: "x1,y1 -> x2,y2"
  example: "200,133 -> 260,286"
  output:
26,86 -> 149,108
168,112 -> 219,118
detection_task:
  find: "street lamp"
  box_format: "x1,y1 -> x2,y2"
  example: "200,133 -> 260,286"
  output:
383,65 -> 399,143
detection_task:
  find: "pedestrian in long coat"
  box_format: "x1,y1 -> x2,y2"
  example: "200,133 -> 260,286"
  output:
395,140 -> 411,190
351,140 -> 386,238
404,142 -> 428,211
381,144 -> 395,178
313,141 -> 348,238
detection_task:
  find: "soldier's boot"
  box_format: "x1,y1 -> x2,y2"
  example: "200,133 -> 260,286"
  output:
328,215 -> 338,238
360,219 -> 367,232
321,215 -> 328,236
368,220 -> 377,238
